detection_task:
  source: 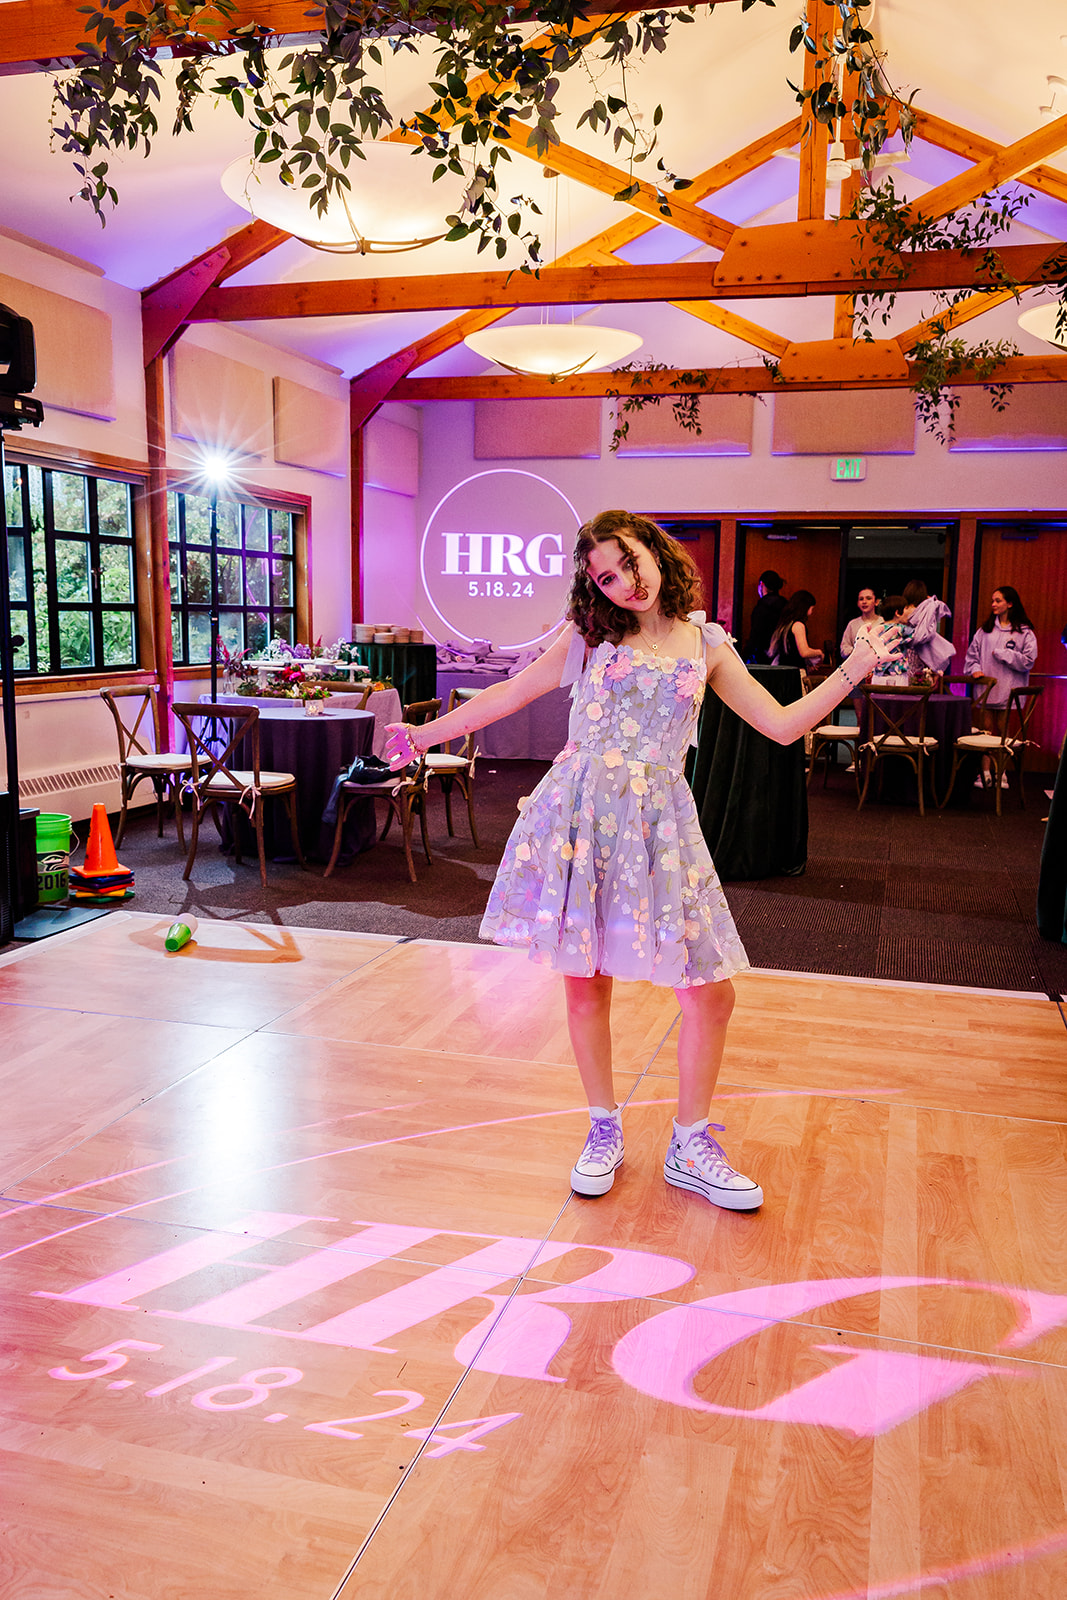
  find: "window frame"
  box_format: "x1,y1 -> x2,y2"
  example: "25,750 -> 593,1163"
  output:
166,483 -> 309,670
4,453 -> 143,680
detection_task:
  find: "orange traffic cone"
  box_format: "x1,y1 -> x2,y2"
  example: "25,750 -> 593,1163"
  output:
78,803 -> 129,879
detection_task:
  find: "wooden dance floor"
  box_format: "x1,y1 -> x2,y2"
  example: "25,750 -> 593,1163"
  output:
2,912 -> 1066,1600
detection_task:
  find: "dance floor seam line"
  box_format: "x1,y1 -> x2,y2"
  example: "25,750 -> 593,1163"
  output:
330,1188 -> 579,1599
689,1077 -> 1067,1128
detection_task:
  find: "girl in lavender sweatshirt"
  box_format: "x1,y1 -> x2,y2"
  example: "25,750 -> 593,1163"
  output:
963,585 -> 1038,785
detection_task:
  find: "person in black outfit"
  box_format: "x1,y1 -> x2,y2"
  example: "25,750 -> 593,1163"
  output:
746,570 -> 787,663
769,589 -> 824,670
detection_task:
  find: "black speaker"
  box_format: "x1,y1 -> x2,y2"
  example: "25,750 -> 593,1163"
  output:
0,790 -> 15,947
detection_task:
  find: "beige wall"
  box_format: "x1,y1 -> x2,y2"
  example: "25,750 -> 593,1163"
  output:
0,234 -> 354,815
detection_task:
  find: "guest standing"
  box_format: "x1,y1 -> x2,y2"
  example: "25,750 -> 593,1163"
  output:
901,579 -> 955,677
769,590 -> 823,671
840,586 -> 880,658
745,570 -> 787,664
964,585 -> 1038,786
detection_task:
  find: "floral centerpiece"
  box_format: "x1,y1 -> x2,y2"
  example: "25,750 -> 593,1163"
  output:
296,679 -> 331,715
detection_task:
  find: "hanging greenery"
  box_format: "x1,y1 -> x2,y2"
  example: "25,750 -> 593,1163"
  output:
49,0 -> 751,261
605,1 -> 1066,445
47,0 -> 1064,434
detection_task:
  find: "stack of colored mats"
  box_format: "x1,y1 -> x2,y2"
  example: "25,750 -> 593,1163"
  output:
69,803 -> 135,905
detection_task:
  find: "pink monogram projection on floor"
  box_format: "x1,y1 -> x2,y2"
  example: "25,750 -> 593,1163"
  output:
35,1210 -> 1066,1441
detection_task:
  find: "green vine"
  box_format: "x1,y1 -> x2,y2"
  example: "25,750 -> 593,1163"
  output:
787,0 -> 916,170
603,360 -> 773,453
50,0 -> 716,262
848,175 -> 1034,438
907,335 -> 1017,444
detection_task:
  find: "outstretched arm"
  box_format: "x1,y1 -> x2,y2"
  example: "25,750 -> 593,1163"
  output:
385,625 -> 575,768
707,627 -> 898,745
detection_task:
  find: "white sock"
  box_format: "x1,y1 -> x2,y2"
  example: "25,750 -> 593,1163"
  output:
673,1116 -> 709,1141
589,1105 -> 621,1125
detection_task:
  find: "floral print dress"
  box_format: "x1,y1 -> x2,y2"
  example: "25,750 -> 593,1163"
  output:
479,615 -> 750,988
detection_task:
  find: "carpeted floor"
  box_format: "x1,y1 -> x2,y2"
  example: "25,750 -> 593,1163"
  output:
75,758 -> 1067,997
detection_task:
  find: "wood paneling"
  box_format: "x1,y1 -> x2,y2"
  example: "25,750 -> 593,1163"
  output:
975,522 -> 1067,771
740,524 -> 843,660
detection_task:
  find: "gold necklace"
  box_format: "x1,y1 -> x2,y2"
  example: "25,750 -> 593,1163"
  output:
637,624 -> 670,654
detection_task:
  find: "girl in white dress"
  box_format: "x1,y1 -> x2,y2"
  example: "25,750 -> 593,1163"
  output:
387,510 -> 900,1213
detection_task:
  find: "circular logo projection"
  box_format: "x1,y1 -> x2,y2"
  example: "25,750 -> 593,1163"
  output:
420,470 -> 581,649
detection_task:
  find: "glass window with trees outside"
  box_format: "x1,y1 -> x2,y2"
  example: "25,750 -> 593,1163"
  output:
168,491 -> 296,666
4,460 -> 139,676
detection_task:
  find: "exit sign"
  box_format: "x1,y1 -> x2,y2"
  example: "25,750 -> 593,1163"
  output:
832,456 -> 867,481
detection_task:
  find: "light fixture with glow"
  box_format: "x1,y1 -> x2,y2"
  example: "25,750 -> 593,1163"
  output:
1038,75 -> 1067,120
1018,302 -> 1067,350
220,145 -> 466,254
464,322 -> 643,379
826,140 -> 852,183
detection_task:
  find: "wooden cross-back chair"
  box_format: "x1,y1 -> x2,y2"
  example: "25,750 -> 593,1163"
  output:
803,671 -> 863,791
939,685 -> 1044,815
424,690 -> 481,848
100,685 -> 191,847
942,674 -> 996,728
323,697 -> 437,883
858,684 -> 939,817
171,702 -> 305,887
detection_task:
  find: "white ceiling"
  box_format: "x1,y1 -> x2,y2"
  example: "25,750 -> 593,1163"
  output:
2,0 -> 1066,379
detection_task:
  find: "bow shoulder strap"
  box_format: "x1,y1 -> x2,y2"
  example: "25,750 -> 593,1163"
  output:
560,623 -> 588,692
687,610 -> 733,653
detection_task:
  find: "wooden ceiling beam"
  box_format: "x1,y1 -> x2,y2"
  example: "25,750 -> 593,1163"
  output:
797,0 -> 835,222
348,118 -> 803,393
907,112 -> 1067,225
392,351 -> 1067,400
912,109 -> 1067,207
140,218 -> 291,364
508,135 -> 735,251
0,0 -> 734,71
667,302 -> 790,358
191,242 -> 1067,322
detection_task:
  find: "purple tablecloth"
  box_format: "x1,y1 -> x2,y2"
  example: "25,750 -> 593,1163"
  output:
436,669 -> 570,761
180,702 -> 376,859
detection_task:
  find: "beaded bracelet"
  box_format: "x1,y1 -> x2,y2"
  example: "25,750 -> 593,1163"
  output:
836,659 -> 866,693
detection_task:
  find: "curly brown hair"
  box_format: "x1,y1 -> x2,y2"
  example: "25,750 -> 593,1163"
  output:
566,509 -> 703,646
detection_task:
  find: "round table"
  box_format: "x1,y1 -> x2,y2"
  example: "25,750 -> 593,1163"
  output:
195,700 -> 376,860
222,688 -> 402,758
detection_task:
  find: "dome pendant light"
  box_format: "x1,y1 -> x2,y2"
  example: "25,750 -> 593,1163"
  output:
220,146 -> 466,255
464,323 -> 644,379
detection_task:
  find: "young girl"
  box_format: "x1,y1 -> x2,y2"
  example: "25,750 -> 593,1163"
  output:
963,585 -> 1038,787
768,589 -> 823,671
386,510 -> 899,1213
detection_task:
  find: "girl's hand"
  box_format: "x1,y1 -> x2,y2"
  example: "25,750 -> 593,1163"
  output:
854,622 -> 902,666
384,722 -> 420,771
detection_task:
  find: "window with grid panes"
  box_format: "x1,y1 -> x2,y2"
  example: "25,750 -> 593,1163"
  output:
168,491 -> 297,665
4,460 -> 139,676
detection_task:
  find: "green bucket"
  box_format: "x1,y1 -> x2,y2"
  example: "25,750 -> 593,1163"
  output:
36,812 -> 72,904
